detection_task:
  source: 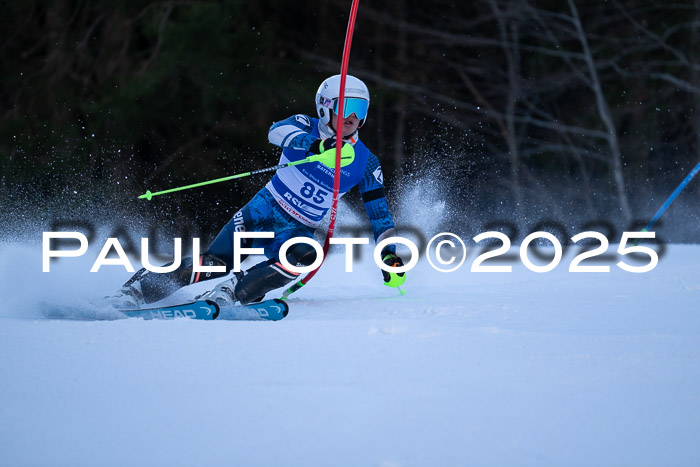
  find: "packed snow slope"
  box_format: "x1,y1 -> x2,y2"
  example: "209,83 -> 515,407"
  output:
1,240 -> 699,467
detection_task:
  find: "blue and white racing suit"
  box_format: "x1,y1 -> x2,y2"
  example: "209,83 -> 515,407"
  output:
207,114 -> 397,265
126,115 -> 399,305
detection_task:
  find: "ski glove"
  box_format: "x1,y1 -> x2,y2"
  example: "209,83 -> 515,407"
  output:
381,252 -> 406,288
308,137 -> 338,155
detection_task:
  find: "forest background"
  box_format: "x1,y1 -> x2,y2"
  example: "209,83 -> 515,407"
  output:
2,0 -> 699,245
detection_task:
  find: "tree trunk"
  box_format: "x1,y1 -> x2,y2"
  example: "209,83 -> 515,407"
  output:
568,0 -> 632,225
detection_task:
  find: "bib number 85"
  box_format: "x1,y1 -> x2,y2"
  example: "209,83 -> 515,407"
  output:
300,182 -> 329,204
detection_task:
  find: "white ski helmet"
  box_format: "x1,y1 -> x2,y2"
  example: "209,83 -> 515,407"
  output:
315,74 -> 370,128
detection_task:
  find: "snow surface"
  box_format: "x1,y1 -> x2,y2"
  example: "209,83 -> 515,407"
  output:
1,239 -> 700,466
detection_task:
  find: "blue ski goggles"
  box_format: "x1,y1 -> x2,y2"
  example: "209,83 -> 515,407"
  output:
332,97 -> 369,120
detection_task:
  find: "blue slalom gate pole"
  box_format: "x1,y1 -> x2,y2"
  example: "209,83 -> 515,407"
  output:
642,160 -> 700,232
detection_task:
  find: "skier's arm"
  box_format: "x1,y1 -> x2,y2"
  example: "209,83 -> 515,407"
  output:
358,153 -> 397,255
359,153 -> 406,287
269,114 -> 328,153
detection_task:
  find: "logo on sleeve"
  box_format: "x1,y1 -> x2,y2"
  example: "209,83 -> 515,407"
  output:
373,166 -> 384,185
295,115 -> 311,127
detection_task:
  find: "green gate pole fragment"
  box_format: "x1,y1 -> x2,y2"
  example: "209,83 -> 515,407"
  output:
138,144 -> 354,201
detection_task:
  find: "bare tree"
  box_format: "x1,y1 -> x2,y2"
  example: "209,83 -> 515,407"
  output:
567,0 -> 632,223
487,0 -> 525,218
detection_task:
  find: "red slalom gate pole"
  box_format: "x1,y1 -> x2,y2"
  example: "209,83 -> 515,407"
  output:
283,0 -> 361,299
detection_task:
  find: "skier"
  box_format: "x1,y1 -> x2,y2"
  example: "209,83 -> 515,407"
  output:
108,74 -> 405,309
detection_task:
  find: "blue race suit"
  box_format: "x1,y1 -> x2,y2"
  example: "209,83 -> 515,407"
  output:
207,114 -> 397,266
266,114 -> 396,241
123,114 -> 398,305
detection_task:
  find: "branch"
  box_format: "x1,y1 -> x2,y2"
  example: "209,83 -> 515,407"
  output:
301,51 -> 611,140
138,2 -> 174,76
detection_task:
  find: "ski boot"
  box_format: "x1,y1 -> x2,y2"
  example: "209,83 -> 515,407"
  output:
104,284 -> 145,310
199,275 -> 240,308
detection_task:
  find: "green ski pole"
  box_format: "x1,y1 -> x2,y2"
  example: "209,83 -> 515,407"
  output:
138,144 -> 354,201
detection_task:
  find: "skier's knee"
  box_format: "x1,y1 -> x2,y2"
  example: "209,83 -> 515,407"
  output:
283,242 -> 317,267
194,253 -> 230,282
234,263 -> 288,304
234,248 -> 314,305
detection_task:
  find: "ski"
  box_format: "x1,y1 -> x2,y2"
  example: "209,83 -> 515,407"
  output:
121,298 -> 288,321
217,298 -> 289,321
